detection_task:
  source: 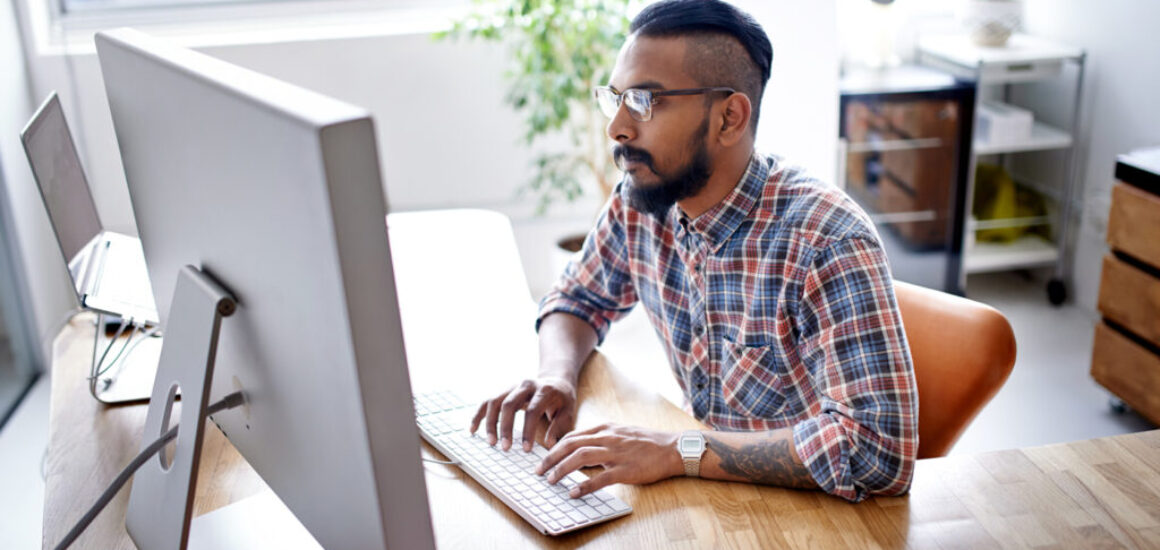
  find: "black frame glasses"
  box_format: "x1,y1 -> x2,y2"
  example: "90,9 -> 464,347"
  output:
594,86 -> 735,122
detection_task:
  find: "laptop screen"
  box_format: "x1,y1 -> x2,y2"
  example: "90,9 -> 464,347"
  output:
20,93 -> 103,262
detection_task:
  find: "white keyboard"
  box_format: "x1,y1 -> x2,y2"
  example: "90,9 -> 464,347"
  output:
413,390 -> 632,536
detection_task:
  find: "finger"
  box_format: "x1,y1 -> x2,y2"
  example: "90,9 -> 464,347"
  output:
571,469 -> 621,498
521,390 -> 551,452
537,433 -> 605,474
565,422 -> 609,439
469,401 -> 488,434
545,447 -> 608,484
483,397 -> 503,446
498,383 -> 534,450
543,408 -> 575,448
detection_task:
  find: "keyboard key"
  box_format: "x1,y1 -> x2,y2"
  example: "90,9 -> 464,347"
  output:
580,507 -> 600,520
566,510 -> 587,524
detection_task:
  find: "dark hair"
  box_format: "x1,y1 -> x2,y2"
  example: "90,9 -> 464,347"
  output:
630,0 -> 773,132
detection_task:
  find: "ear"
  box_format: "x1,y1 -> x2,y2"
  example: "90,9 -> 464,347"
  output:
715,92 -> 752,147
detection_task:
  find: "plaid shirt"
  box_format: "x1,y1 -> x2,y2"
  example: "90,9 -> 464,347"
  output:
538,153 -> 917,501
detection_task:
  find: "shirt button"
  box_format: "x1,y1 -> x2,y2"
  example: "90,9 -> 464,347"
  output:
694,263 -> 702,272
695,382 -> 706,391
693,324 -> 704,336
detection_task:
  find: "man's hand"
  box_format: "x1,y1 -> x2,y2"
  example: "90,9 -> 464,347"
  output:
535,423 -> 682,498
470,377 -> 578,452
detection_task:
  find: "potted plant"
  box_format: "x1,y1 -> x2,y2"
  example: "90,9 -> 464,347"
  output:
437,0 -> 634,253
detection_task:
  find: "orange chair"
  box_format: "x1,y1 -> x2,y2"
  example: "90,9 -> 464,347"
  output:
893,281 -> 1017,459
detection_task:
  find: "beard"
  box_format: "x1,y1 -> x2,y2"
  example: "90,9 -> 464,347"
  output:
614,118 -> 712,219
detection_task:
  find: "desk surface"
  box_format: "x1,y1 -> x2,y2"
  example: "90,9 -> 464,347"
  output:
43,312 -> 1160,549
43,210 -> 1160,549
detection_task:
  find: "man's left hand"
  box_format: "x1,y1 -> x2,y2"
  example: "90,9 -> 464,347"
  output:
535,423 -> 682,498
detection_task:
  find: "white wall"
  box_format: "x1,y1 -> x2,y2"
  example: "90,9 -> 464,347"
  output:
15,1 -> 839,320
1,0 -> 75,365
1017,0 -> 1160,313
738,0 -> 839,183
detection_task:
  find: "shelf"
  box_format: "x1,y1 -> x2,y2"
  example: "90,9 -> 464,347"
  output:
970,215 -> 1052,231
965,234 -> 1059,273
848,137 -> 944,153
974,121 -> 1072,154
918,34 -> 1084,84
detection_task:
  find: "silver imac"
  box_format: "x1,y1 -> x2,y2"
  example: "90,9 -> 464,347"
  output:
95,28 -> 435,550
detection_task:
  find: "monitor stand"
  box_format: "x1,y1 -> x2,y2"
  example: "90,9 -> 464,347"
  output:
124,265 -> 326,549
125,265 -> 237,550
187,490 -> 322,550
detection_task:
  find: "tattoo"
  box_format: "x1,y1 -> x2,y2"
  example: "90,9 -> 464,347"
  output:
706,434 -> 818,489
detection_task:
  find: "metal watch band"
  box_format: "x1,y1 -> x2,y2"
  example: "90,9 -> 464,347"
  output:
683,457 -> 701,477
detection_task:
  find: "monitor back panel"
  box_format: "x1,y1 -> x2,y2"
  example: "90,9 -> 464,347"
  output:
96,28 -> 434,550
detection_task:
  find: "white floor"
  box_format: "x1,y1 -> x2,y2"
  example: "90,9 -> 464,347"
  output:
0,269 -> 1153,549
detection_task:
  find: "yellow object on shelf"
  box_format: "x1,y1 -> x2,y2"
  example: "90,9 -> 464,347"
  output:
973,163 -> 1049,243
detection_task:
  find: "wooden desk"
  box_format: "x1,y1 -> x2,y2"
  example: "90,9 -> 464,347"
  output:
42,210 -> 1160,548
43,313 -> 1160,549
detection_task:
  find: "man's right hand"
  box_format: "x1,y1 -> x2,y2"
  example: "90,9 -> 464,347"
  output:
470,377 -> 578,452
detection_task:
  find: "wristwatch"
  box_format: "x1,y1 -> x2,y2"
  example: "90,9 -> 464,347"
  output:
678,430 -> 707,477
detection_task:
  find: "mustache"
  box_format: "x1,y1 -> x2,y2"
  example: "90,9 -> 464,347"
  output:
612,144 -> 656,172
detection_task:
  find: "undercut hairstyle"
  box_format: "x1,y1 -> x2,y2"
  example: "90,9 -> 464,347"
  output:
630,0 -> 773,134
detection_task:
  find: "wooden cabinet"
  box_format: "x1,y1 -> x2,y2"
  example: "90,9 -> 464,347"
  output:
1092,149 -> 1160,424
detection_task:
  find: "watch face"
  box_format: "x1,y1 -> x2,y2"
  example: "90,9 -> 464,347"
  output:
680,437 -> 703,453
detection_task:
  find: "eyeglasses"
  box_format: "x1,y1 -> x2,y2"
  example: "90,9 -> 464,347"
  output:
594,86 -> 735,122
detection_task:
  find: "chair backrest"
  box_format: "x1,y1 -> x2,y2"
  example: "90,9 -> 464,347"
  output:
893,281 -> 1017,459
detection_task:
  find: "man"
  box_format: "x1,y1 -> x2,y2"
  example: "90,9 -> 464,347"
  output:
472,0 -> 917,503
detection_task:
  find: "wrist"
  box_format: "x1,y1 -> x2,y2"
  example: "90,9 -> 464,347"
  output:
666,432 -> 685,478
538,361 -> 580,387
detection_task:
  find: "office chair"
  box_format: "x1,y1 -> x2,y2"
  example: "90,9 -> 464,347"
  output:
893,280 -> 1017,459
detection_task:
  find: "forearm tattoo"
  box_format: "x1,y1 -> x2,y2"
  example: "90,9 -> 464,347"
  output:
706,434 -> 818,489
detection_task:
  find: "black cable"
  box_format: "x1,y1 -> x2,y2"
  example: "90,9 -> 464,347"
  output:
53,391 -> 246,550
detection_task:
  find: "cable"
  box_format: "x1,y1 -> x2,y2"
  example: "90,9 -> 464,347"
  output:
91,325 -> 135,380
53,391 -> 246,550
86,317 -> 159,399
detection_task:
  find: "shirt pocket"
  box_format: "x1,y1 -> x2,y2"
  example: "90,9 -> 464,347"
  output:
721,342 -> 791,420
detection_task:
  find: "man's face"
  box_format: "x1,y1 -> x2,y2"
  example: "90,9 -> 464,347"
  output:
606,35 -> 716,218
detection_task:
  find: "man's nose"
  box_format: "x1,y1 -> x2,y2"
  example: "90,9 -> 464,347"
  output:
605,100 -> 637,143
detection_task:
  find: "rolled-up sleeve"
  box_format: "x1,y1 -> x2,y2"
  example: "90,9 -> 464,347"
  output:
791,235 -> 918,502
537,191 -> 638,344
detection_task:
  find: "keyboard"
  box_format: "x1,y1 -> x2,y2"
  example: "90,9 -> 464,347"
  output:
413,390 -> 633,536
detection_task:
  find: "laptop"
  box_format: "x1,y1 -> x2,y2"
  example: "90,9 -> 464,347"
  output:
21,92 -> 161,402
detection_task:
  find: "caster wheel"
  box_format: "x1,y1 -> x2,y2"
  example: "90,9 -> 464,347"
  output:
1109,396 -> 1128,415
1047,279 -> 1066,306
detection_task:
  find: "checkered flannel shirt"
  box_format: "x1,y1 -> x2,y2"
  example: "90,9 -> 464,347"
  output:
537,153 -> 917,501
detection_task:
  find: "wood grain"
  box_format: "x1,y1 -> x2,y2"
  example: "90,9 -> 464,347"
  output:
44,314 -> 1160,549
1098,253 -> 1160,348
1091,322 -> 1160,425
1108,182 -> 1160,269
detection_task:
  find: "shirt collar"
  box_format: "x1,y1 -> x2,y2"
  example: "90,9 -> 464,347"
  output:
672,154 -> 769,252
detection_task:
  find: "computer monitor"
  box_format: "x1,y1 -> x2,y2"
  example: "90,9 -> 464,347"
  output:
95,28 -> 435,549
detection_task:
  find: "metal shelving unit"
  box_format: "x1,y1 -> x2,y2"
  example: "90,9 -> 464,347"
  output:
918,33 -> 1086,304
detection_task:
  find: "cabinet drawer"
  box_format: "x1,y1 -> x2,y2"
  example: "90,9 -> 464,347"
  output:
1098,254 -> 1160,348
1108,183 -> 1160,269
1091,322 -> 1160,425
